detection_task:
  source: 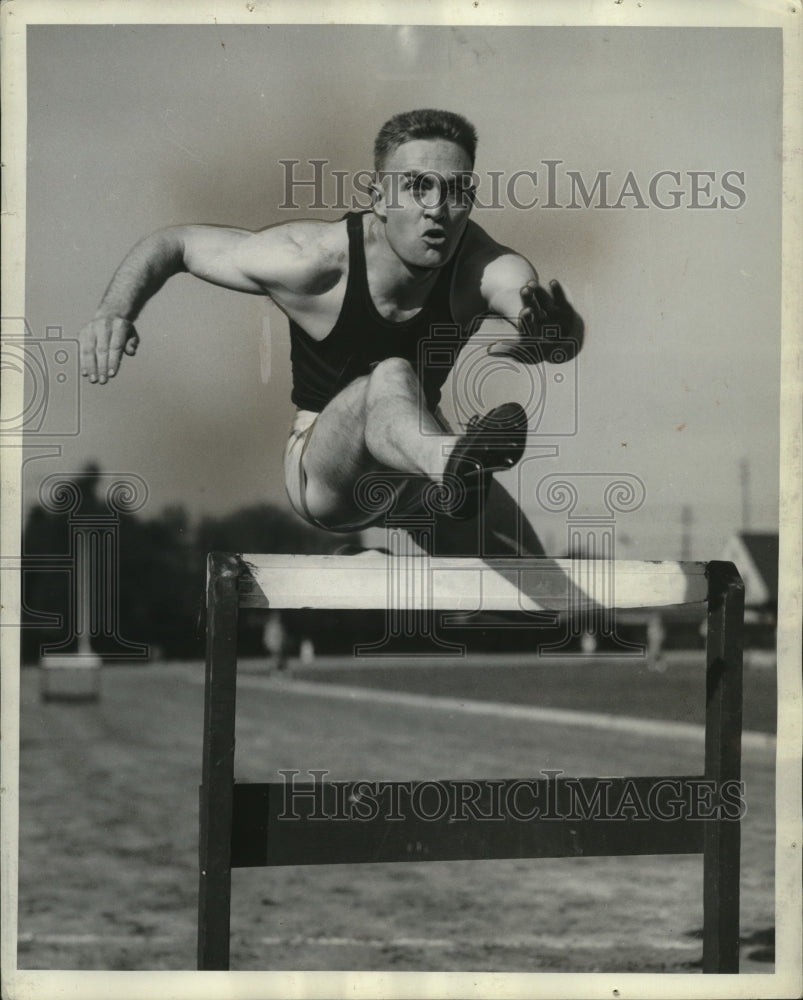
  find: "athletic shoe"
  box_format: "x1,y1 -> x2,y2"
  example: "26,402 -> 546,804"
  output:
442,402 -> 528,520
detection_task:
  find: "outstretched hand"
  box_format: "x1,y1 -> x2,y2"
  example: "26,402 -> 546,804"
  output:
79,315 -> 140,384
488,279 -> 584,365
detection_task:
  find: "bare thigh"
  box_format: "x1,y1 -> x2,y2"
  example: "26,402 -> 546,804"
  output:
300,375 -> 545,553
301,374 -> 391,528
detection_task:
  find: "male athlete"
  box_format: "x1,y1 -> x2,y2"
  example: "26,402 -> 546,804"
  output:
78,109 -> 583,556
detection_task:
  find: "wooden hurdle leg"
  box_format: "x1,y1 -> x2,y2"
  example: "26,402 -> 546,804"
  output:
197,552 -> 241,971
702,560 -> 744,973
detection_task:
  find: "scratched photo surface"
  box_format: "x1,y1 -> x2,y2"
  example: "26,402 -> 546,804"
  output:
16,23 -> 780,976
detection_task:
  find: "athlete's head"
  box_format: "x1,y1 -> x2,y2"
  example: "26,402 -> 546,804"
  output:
373,109 -> 478,172
371,110 -> 478,269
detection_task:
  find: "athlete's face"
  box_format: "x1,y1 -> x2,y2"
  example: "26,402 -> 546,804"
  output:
373,138 -> 475,269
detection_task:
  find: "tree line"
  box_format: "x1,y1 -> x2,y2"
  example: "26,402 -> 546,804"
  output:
20,465 -> 357,663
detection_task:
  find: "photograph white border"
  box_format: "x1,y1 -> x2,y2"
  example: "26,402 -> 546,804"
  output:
1,2 -> 800,999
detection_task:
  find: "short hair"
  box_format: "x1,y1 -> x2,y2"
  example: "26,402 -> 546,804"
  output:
373,109 -> 478,171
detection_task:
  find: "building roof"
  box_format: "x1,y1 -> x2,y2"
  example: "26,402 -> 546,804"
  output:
722,532 -> 779,607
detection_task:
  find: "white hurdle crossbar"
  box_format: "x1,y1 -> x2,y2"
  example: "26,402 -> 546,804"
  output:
198,553 -> 744,972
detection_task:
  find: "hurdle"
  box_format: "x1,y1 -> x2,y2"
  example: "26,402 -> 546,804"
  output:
198,553 -> 744,972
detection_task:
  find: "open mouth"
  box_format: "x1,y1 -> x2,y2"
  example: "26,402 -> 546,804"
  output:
423,229 -> 447,245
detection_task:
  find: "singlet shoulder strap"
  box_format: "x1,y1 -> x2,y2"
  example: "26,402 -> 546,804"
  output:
317,211 -> 370,345
345,210 -> 368,287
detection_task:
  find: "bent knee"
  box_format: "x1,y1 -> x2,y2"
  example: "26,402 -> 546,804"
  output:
366,357 -> 418,405
369,357 -> 417,385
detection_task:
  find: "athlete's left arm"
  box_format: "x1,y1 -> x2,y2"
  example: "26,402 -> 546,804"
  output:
478,249 -> 585,365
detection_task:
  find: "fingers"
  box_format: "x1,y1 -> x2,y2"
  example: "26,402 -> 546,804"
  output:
549,279 -> 569,307
107,321 -> 132,377
79,324 -> 98,383
498,277 -> 581,366
532,285 -> 554,316
79,316 -> 137,385
519,283 -> 544,330
93,317 -> 116,384
123,332 -> 140,357
520,280 -> 552,322
519,280 -> 541,310
522,279 -> 572,314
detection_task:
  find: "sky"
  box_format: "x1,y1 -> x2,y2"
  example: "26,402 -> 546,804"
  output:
21,23 -> 783,560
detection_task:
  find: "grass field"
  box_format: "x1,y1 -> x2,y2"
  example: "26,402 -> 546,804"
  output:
16,652 -> 776,973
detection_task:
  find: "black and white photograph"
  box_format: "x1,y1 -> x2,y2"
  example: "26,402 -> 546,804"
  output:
1,2 -> 801,998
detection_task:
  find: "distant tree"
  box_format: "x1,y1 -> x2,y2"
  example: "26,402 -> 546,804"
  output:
195,502 -> 353,558
21,502 -> 71,662
21,467 -> 360,663
116,504 -> 199,660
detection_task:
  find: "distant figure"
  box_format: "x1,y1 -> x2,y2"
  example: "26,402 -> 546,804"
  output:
298,637 -> 315,667
646,613 -> 666,672
263,610 -> 289,672
580,631 -> 598,655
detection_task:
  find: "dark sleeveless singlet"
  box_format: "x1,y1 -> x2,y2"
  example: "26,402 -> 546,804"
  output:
289,211 -> 467,414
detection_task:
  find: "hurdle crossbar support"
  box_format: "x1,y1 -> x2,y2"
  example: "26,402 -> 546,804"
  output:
197,553 -> 744,973
229,776 -> 710,868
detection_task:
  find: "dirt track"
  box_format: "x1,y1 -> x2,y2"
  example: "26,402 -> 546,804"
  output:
17,660 -> 776,973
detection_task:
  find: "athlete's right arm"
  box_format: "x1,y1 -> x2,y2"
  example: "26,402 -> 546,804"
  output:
79,223 -> 325,384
